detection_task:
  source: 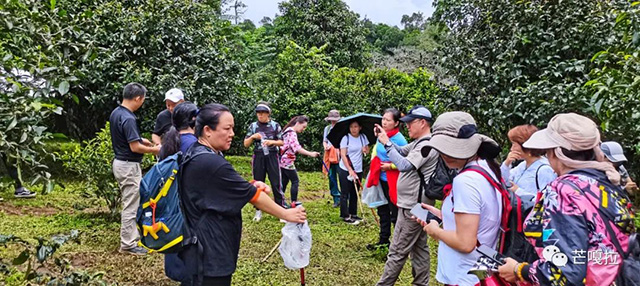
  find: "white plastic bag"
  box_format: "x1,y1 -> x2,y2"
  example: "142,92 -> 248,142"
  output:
361,172 -> 388,208
278,221 -> 312,270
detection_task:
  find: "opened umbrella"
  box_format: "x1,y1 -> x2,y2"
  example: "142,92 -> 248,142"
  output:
326,113 -> 382,148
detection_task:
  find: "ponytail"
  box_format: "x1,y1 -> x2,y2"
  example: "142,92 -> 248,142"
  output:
158,126 -> 180,160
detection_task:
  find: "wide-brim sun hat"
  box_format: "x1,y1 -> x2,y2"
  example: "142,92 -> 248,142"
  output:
325,109 -> 341,121
422,111 -> 500,159
522,113 -> 599,151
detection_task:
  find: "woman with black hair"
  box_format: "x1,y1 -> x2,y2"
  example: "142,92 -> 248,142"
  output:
279,115 -> 320,206
366,108 -> 408,249
179,103 -> 306,286
156,101 -> 198,285
158,102 -> 198,160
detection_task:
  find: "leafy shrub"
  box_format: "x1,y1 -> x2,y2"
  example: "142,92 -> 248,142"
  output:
0,231 -> 113,285
59,123 -> 154,215
238,42 -> 441,170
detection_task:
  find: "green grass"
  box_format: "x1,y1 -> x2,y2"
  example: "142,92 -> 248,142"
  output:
0,156 -> 441,285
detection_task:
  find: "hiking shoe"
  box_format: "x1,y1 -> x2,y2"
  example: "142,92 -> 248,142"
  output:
119,246 -> 148,256
14,187 -> 36,198
253,210 -> 262,222
352,215 -> 363,221
343,217 -> 360,225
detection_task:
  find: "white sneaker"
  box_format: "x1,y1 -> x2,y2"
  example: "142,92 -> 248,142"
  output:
253,210 -> 262,222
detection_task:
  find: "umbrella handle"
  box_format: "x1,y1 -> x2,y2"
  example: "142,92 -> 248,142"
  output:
300,268 -> 305,286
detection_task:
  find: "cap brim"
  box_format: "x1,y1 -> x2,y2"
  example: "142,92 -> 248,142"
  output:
423,134 -> 496,159
522,129 -> 562,150
325,117 -> 341,121
400,115 -> 431,123
165,97 -> 182,103
606,153 -> 628,163
255,108 -> 270,113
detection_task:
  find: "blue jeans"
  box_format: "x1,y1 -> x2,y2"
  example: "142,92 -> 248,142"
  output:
328,163 -> 340,204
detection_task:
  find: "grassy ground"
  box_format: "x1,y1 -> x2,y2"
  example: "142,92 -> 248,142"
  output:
0,156 -> 441,285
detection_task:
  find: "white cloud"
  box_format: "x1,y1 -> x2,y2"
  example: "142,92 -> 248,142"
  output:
241,0 -> 435,27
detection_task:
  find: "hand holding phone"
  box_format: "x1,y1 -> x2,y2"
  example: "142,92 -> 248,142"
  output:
410,203 -> 442,225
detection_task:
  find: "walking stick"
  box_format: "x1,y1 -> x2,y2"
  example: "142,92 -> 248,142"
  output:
261,238 -> 282,262
353,179 -> 366,223
370,207 -> 380,227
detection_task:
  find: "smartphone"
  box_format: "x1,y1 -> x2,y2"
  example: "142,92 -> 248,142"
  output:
475,244 -> 506,265
410,203 -> 442,225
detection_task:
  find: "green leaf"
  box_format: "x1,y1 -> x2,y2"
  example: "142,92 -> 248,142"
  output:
36,245 -> 53,262
52,133 -> 68,139
58,81 -> 70,95
631,2 -> 640,7
594,98 -> 605,115
50,0 -> 56,10
20,132 -> 28,143
7,118 -> 17,130
71,94 -> 79,104
12,250 -> 29,265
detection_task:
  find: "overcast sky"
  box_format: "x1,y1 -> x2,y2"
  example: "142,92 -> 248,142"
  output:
240,0 -> 435,27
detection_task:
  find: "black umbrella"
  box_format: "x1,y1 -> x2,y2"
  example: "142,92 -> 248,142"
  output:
326,113 -> 382,148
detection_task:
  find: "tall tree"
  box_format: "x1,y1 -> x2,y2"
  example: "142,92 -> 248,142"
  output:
274,0 -> 370,69
401,12 -> 426,32
432,0 -> 632,145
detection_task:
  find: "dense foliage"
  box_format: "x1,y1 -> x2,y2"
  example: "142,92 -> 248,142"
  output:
274,0 -> 370,69
432,0 -> 640,174
60,123 -> 154,215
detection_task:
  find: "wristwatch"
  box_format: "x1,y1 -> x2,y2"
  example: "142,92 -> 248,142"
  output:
384,141 -> 393,148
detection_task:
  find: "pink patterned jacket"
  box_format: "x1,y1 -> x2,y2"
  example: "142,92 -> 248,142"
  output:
521,169 -> 635,286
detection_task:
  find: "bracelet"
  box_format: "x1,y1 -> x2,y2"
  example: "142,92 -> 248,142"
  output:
513,263 -> 520,276
516,262 -> 528,281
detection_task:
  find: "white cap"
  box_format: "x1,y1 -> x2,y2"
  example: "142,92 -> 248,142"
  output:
164,88 -> 184,103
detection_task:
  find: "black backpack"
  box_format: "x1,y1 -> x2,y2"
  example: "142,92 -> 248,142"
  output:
417,140 -> 457,201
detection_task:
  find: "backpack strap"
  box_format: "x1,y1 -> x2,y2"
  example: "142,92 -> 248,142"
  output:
412,137 -> 432,204
535,164 -> 550,190
461,165 -> 514,253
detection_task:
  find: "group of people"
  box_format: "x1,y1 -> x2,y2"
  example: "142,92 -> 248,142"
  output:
321,106 -> 638,286
105,82 -> 637,285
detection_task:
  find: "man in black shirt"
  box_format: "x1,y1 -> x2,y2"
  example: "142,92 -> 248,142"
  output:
109,82 -> 160,256
151,88 -> 185,145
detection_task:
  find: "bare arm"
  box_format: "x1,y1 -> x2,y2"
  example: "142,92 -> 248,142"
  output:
129,141 -> 161,155
265,139 -> 284,147
251,191 -> 306,223
297,148 -> 319,158
426,213 -> 480,254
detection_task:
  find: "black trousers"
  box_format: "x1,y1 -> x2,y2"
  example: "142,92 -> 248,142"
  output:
182,275 -> 231,286
252,152 -> 283,206
0,153 -> 22,189
377,180 -> 398,244
281,168 -> 300,203
338,168 -> 363,218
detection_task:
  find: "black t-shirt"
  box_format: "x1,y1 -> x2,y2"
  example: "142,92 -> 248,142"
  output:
245,120 -> 282,153
153,109 -> 172,137
109,106 -> 143,162
180,142 -> 258,277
